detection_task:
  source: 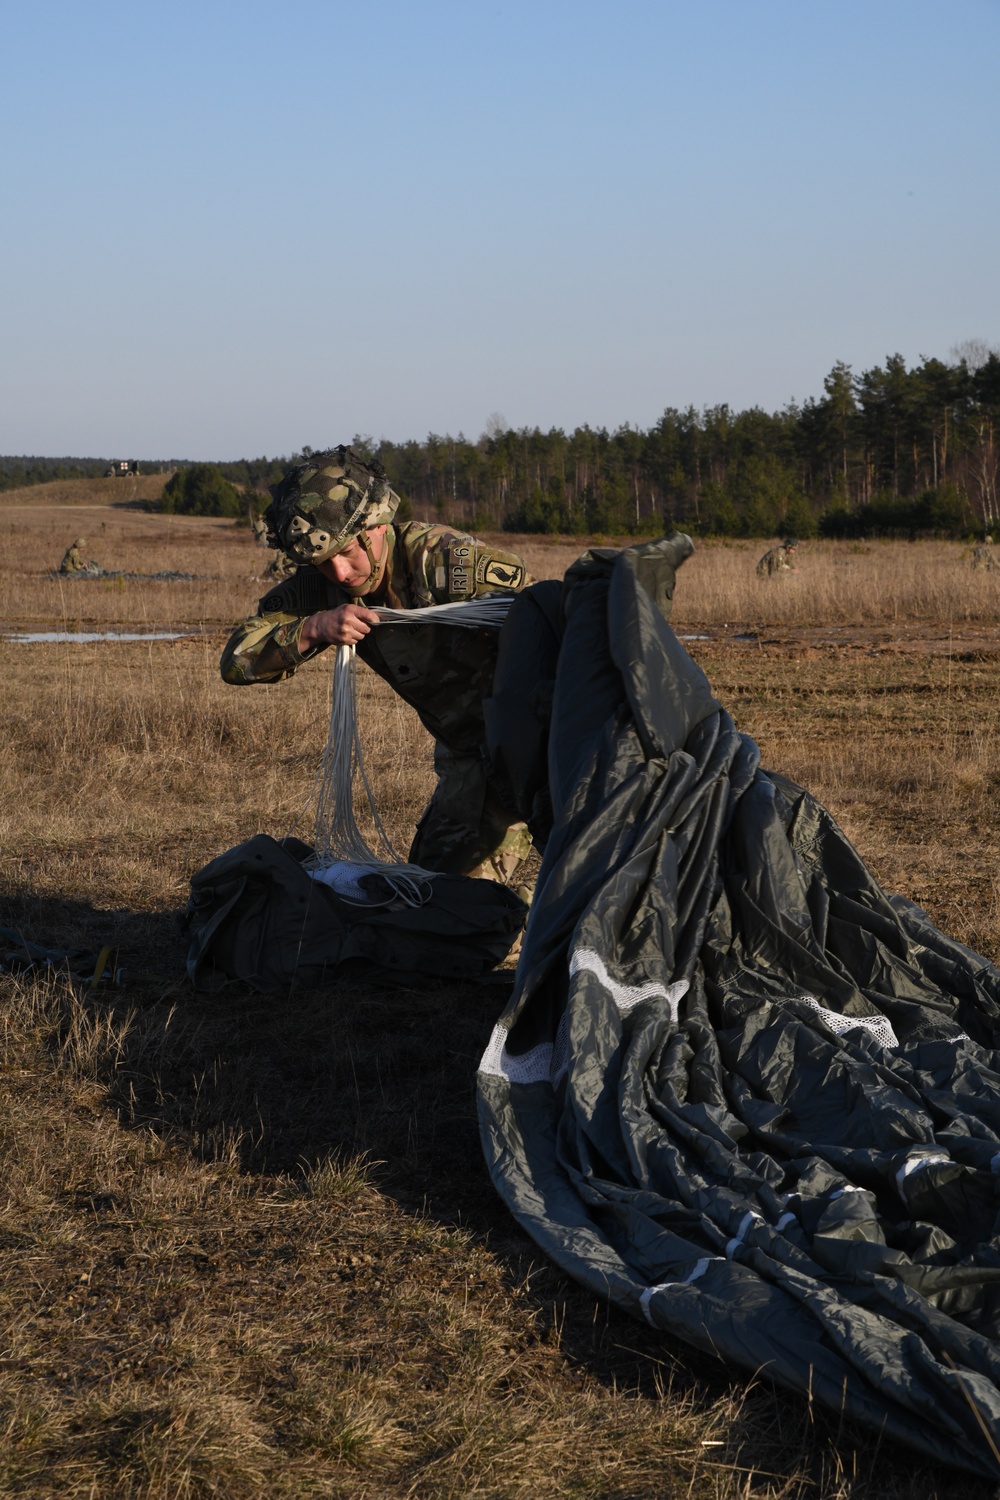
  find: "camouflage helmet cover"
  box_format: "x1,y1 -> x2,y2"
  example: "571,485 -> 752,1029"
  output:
263,446 -> 400,565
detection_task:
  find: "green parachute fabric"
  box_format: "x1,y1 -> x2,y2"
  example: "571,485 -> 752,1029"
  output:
478,537 -> 1000,1477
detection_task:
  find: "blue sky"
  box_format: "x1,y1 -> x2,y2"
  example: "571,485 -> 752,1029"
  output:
1,0 -> 998,459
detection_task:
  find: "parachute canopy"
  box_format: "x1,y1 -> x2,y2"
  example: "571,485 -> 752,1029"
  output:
479,537 -> 1000,1479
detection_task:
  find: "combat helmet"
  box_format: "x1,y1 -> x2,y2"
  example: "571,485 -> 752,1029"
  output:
264,447 -> 400,569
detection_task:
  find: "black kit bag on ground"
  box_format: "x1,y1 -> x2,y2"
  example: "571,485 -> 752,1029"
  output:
185,834 -> 526,993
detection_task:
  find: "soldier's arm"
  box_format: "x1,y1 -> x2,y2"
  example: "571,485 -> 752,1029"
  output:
220,569 -> 349,685
408,525 -> 530,604
220,609 -> 325,685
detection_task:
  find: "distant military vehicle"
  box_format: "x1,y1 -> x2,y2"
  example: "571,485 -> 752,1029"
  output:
106,460 -> 141,478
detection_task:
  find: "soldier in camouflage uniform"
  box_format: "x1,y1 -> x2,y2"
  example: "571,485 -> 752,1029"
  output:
756,537 -> 798,578
59,539 -> 87,573
258,550 -> 297,583
247,506 -> 295,581
248,508 -> 269,546
972,537 -> 999,572
221,447 -> 532,882
58,538 -> 100,575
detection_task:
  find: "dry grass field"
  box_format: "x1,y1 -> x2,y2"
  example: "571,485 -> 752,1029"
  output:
3,482 -> 1000,1498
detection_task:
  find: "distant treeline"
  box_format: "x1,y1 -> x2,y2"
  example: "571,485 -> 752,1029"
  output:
0,456 -> 114,490
5,348 -> 999,538
0,455 -> 190,490
347,350 -> 1000,541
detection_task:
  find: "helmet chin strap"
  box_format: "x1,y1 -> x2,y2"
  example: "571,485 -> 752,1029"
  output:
349,530 -> 383,601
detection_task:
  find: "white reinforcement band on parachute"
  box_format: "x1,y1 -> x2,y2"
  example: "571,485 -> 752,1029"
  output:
797,995 -> 899,1050
725,1210 -> 764,1259
775,1211 -> 797,1231
569,948 -> 689,1020
477,1023 -> 553,1084
895,1152 -> 951,1197
483,952 -> 690,1089
639,1257 -> 722,1324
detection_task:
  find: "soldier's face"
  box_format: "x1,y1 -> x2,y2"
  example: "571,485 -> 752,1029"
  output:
317,526 -> 388,589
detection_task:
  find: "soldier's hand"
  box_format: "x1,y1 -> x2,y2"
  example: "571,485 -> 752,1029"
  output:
301,604 -> 381,648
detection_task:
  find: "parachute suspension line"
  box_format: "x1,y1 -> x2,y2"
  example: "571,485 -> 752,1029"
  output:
312,645 -> 397,864
307,644 -> 433,906
306,597 -> 515,907
368,597 -> 515,629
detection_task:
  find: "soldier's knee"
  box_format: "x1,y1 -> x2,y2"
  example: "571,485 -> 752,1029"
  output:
465,822 -> 532,884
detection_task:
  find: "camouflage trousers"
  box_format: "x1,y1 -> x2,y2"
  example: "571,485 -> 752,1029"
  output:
409,741 -> 532,882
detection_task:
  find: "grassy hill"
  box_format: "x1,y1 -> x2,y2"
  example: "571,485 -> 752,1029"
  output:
0,473 -> 171,507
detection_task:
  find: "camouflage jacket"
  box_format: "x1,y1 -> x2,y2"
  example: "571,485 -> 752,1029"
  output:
220,522 -> 529,753
756,545 -> 794,577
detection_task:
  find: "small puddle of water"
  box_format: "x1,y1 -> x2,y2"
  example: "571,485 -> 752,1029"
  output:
3,630 -> 191,644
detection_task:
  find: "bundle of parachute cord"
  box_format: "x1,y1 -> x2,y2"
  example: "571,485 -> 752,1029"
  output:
303,597 -> 514,908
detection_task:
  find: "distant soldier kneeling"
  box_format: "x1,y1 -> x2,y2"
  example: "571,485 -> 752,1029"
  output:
58,538 -> 101,576
258,551 -> 296,583
756,537 -> 798,578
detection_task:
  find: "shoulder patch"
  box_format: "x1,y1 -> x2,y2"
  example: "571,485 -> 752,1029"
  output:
258,583 -> 294,613
480,558 -> 525,590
